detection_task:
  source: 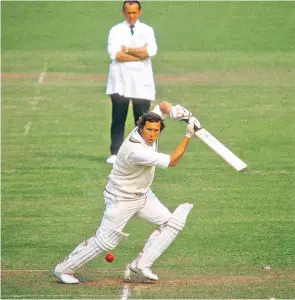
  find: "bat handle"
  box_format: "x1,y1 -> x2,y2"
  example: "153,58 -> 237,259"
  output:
182,118 -> 201,132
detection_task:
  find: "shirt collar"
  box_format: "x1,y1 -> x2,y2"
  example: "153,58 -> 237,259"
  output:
123,20 -> 140,27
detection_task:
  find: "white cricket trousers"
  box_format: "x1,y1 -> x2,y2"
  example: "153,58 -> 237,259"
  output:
55,189 -> 192,275
99,189 -> 172,234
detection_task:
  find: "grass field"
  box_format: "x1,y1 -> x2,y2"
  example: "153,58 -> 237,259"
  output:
1,1 -> 295,299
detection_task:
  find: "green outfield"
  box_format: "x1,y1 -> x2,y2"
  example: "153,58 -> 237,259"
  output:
1,1 -> 295,299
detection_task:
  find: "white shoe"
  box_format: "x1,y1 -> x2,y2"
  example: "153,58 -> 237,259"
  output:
54,264 -> 80,284
106,155 -> 117,164
125,262 -> 158,281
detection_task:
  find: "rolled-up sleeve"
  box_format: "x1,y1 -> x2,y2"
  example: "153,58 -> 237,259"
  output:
107,27 -> 121,61
128,149 -> 170,169
146,28 -> 158,57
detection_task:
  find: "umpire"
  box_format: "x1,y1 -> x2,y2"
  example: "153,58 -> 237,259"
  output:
105,0 -> 158,164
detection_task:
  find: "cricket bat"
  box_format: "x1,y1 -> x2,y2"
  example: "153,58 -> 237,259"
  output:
195,128 -> 247,171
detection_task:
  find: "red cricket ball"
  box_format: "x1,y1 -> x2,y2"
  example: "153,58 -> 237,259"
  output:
105,253 -> 115,263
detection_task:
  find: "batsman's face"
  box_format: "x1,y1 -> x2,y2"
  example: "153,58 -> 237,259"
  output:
141,121 -> 161,145
123,2 -> 142,25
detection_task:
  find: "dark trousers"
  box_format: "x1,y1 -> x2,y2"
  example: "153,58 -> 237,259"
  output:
110,93 -> 151,155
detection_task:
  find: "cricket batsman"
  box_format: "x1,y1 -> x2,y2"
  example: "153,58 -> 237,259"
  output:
54,101 -> 201,284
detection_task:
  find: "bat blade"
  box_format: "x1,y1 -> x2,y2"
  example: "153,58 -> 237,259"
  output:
195,128 -> 247,171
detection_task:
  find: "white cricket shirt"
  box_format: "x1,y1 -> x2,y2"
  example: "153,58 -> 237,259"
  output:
106,20 -> 158,100
105,128 -> 170,200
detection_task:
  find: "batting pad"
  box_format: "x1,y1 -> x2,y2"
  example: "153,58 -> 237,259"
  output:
130,226 -> 163,267
56,229 -> 128,273
137,203 -> 193,269
95,229 -> 129,251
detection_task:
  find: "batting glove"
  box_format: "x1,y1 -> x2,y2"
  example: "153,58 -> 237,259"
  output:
192,116 -> 201,131
185,117 -> 201,138
170,105 -> 192,121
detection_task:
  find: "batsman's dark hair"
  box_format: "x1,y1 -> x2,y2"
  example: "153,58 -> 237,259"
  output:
123,0 -> 141,10
137,112 -> 165,132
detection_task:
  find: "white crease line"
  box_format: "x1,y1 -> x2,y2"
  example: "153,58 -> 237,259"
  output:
23,121 -> 32,136
121,284 -> 131,300
38,63 -> 47,84
30,63 -> 47,110
1,269 -> 124,273
1,296 -> 118,299
30,97 -> 39,110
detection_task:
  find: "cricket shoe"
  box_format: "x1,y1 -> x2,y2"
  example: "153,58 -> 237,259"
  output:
106,155 -> 117,164
124,261 -> 158,281
54,264 -> 80,284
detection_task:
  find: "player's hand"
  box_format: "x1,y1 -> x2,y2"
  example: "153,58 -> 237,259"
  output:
192,116 -> 201,131
170,105 -> 192,121
185,117 -> 201,138
185,117 -> 196,138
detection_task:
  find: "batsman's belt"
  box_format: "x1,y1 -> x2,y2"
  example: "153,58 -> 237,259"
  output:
104,188 -> 146,199
134,192 -> 145,196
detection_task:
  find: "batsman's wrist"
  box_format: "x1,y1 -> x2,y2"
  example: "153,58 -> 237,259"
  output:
125,46 -> 129,54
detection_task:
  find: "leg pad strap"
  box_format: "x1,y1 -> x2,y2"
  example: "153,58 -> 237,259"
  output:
95,229 -> 129,252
